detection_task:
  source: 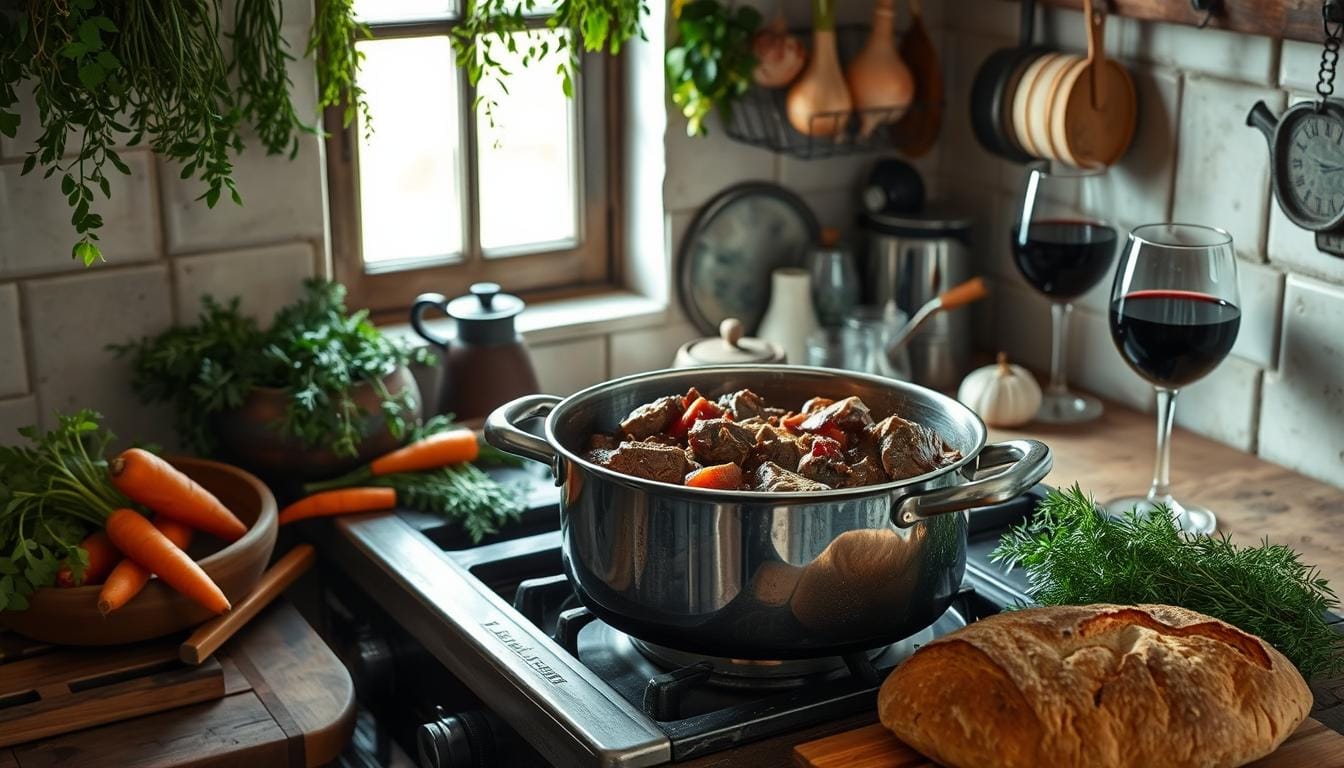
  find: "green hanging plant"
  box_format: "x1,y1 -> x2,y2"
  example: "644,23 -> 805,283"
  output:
665,0 -> 760,136
0,0 -> 367,267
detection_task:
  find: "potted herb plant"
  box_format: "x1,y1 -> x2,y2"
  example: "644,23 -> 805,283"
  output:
113,280 -> 431,481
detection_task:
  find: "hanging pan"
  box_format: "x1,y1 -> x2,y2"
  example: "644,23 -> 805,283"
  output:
968,0 -> 1047,162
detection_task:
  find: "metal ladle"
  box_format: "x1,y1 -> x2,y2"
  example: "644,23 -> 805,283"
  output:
885,277 -> 990,368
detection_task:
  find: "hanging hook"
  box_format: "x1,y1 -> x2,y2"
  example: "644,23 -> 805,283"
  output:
1191,0 -> 1220,29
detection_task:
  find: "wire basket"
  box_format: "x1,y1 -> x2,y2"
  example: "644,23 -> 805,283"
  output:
722,24 -> 927,160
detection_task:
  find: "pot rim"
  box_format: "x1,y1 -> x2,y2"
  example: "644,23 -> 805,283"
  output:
544,364 -> 987,505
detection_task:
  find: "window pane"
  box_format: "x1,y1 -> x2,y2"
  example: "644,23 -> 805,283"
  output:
476,31 -> 579,255
356,36 -> 464,268
354,0 -> 456,23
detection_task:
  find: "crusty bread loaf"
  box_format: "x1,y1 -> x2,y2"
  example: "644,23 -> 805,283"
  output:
878,604 -> 1311,768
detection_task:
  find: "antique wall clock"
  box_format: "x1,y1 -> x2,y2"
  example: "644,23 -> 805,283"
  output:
1248,0 -> 1344,258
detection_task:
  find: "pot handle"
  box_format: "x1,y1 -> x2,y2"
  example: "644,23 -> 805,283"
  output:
891,439 -> 1052,527
484,395 -> 562,471
410,293 -> 451,348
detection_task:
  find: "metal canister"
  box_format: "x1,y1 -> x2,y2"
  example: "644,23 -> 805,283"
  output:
860,206 -> 974,391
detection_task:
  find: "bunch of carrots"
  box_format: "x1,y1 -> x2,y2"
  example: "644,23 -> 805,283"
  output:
61,448 -> 247,617
278,428 -> 483,524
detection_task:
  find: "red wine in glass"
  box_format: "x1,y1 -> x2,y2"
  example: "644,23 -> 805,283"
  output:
1012,220 -> 1119,300
1109,290 -> 1241,387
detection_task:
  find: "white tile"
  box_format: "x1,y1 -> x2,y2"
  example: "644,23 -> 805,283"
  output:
1068,305 -> 1155,413
1173,355 -> 1261,451
987,277 -> 1054,374
173,242 -> 316,323
530,336 -> 609,396
1099,66 -> 1180,232
662,125 -> 775,212
940,31 -> 1017,194
22,265 -> 177,450
1259,275 -> 1344,488
1267,190 -> 1344,285
159,133 -> 326,255
1280,40 -> 1324,92
799,188 -> 858,240
0,284 -> 25,397
609,321 -> 700,377
1125,18 -> 1276,85
0,151 -> 159,277
0,395 -> 37,447
1038,6 -> 1130,57
1171,76 -> 1282,263
1230,260 -> 1284,369
779,152 -> 885,196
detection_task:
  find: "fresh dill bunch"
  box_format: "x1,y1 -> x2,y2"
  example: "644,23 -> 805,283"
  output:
991,484 -> 1344,679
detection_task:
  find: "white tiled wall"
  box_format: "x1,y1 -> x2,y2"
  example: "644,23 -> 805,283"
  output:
944,1 -> 1344,488
0,9 -> 325,450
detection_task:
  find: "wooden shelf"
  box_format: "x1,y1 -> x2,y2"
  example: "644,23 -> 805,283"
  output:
1008,0 -> 1329,44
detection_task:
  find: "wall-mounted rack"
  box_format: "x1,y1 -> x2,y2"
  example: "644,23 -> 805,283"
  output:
1002,0 -> 1328,44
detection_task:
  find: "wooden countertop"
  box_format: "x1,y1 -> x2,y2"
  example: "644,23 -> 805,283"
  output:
0,600 -> 355,768
989,401 -> 1344,587
683,397 -> 1344,768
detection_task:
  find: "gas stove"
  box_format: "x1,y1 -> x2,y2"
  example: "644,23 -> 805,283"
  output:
316,464 -> 1043,768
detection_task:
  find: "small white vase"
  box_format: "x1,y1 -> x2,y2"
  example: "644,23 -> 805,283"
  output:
755,267 -> 821,365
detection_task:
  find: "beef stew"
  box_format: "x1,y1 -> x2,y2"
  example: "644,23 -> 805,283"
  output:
584,388 -> 961,491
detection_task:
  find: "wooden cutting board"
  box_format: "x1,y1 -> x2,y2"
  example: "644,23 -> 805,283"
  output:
794,718 -> 1344,768
0,637 -> 224,748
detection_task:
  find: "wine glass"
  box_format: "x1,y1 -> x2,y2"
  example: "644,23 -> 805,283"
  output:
1012,162 -> 1118,423
1105,224 -> 1241,534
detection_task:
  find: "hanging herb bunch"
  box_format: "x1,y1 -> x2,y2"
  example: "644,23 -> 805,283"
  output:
665,0 -> 761,136
0,0 -> 368,267
451,0 -> 650,123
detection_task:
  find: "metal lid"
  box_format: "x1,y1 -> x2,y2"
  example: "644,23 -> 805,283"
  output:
447,283 -> 524,344
678,319 -> 785,365
859,204 -> 973,237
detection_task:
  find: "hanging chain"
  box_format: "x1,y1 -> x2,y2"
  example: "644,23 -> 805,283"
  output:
1318,0 -> 1343,106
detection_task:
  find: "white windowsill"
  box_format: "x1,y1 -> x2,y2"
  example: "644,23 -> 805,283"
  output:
381,290 -> 672,350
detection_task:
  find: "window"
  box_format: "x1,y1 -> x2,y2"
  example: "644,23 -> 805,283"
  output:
325,2 -> 617,314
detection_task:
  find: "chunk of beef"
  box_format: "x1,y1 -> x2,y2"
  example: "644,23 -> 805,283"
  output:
750,433 -> 804,473
687,418 -> 755,466
800,396 -> 874,433
872,415 -> 948,480
619,396 -> 683,440
585,441 -> 690,484
586,433 -> 621,451
753,461 -> 832,492
717,389 -> 766,421
797,447 -> 864,489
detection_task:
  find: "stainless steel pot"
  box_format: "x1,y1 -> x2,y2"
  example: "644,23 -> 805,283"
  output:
485,366 -> 1050,659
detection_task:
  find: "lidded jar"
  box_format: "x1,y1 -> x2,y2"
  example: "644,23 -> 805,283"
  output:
673,318 -> 786,367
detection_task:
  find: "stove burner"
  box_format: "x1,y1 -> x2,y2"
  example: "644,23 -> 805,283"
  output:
628,638 -> 890,688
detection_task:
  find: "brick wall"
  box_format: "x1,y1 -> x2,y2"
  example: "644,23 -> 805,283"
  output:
943,1 -> 1344,488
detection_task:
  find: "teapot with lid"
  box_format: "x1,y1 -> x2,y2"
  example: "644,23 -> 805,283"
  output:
411,283 -> 540,421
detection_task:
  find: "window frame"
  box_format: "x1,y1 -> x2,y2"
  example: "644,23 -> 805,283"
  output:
325,15 -> 621,315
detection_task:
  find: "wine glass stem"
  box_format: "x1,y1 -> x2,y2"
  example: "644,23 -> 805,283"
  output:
1149,387 -> 1179,501
1047,302 -> 1073,395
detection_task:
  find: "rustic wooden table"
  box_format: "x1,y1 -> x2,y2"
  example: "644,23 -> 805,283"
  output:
0,600 -> 355,768
681,398 -> 1344,768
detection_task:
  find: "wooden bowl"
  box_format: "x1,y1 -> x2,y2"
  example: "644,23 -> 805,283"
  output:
0,457 -> 279,646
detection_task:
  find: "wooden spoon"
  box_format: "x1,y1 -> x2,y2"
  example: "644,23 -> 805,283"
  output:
1049,0 -> 1136,166
890,0 -> 942,156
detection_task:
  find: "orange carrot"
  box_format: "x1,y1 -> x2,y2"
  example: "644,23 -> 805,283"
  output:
685,463 -> 744,490
781,412 -> 808,431
104,509 -> 228,615
56,531 -> 120,587
369,430 -> 479,476
109,448 -> 247,542
279,487 -> 397,525
97,519 -> 194,616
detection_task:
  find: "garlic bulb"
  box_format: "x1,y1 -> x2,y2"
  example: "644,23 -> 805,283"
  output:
957,353 -> 1042,428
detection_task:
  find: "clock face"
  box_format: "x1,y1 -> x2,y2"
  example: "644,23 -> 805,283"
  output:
1285,111 -> 1344,224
